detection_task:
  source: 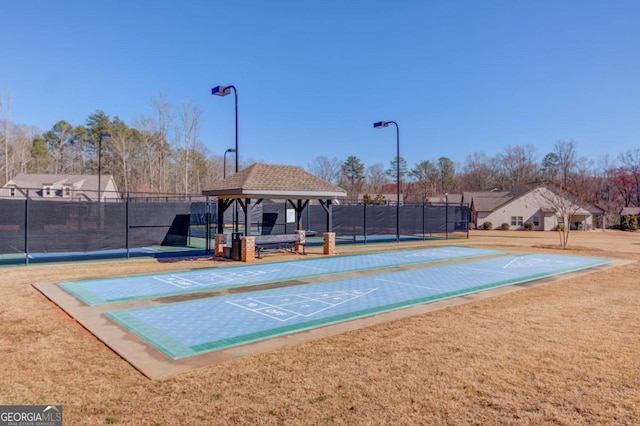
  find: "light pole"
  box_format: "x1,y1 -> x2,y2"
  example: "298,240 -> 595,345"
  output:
373,121 -> 400,242
212,85 -> 239,232
98,132 -> 111,202
223,148 -> 237,179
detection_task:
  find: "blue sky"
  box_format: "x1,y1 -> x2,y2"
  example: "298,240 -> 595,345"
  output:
2,1 -> 639,171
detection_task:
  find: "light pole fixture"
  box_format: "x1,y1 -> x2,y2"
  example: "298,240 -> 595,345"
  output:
223,148 -> 237,179
98,132 -> 111,202
211,85 -> 238,175
212,84 -> 239,232
373,120 -> 400,242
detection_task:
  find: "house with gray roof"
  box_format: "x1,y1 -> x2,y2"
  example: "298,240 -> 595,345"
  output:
620,207 -> 640,217
620,207 -> 640,229
464,185 -> 604,231
1,173 -> 120,202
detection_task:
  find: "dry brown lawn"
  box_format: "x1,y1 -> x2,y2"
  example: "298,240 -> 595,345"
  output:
1,230 -> 639,425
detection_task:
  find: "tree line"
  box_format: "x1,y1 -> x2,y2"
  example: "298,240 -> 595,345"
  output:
1,90 -> 639,225
307,140 -> 640,226
0,92 -> 227,195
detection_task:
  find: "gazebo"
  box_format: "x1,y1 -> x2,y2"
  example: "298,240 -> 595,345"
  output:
202,163 -> 347,236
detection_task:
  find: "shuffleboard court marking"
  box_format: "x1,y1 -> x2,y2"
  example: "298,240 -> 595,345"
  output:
105,253 -> 612,360
227,289 -> 377,321
502,256 -> 572,269
59,246 -> 501,306
153,276 -> 203,289
374,278 -> 441,291
503,257 -> 520,269
287,263 -> 330,272
456,265 -> 519,276
154,269 -> 284,289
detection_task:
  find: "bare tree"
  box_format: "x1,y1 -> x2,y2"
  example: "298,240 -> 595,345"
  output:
536,185 -> 590,247
571,156 -> 596,201
175,99 -> 201,195
108,118 -> 135,193
0,90 -> 13,184
151,94 -> 173,192
207,155 -> 225,183
618,148 -> 640,207
307,155 -> 342,184
188,145 -> 209,194
595,155 -> 620,227
436,157 -> 456,194
609,166 -> 636,208
43,120 -> 75,174
133,115 -> 158,191
555,139 -> 577,190
10,124 -> 37,176
365,163 -> 389,195
497,144 -> 539,188
461,152 -> 493,190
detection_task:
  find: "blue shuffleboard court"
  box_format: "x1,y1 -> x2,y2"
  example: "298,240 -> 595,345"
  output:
59,246 -> 500,306
106,253 -> 612,359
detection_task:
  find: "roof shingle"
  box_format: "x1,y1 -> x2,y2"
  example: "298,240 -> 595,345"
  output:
202,163 -> 346,198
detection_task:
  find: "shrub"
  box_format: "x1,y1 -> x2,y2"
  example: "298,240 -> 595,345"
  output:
621,214 -> 638,231
524,222 -> 534,231
500,223 -> 510,230
469,222 -> 476,230
482,221 -> 493,230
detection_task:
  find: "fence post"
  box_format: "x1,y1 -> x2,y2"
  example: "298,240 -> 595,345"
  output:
24,189 -> 30,265
126,192 -> 130,259
445,201 -> 449,240
466,204 -> 470,239
206,195 -> 211,254
363,202 -> 367,244
422,202 -> 426,240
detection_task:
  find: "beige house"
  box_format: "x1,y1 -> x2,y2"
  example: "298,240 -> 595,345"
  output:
465,185 -> 604,231
0,173 -> 120,202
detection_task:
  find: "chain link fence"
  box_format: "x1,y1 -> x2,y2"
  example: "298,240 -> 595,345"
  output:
0,191 -> 468,264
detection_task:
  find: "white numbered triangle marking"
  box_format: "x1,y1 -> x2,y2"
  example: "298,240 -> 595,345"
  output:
503,256 -> 574,269
227,288 -> 377,321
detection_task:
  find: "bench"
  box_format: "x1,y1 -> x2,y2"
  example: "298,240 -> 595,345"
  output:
254,234 -> 306,258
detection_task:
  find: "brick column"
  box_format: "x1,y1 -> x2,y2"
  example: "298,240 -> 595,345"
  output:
323,232 -> 336,256
242,236 -> 256,263
294,229 -> 306,253
214,234 -> 227,257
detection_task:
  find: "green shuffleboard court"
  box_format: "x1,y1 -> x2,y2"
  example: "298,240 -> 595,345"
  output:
59,246 -> 501,305
106,253 -> 611,360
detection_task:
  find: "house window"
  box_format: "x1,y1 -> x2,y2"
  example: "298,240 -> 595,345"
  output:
64,187 -> 71,197
511,216 -> 523,226
10,188 -> 15,197
45,187 -> 51,196
532,216 -> 539,227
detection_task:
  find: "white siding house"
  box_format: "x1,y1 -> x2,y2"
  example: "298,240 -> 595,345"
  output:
466,186 -> 604,231
0,174 -> 120,201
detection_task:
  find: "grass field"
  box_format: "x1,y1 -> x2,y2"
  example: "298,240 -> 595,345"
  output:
1,230 -> 639,425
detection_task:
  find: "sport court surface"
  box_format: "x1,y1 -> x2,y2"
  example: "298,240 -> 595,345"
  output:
59,246 -> 499,305
39,246 -> 615,378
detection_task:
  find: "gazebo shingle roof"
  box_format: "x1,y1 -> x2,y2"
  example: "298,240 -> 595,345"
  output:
202,163 -> 346,199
